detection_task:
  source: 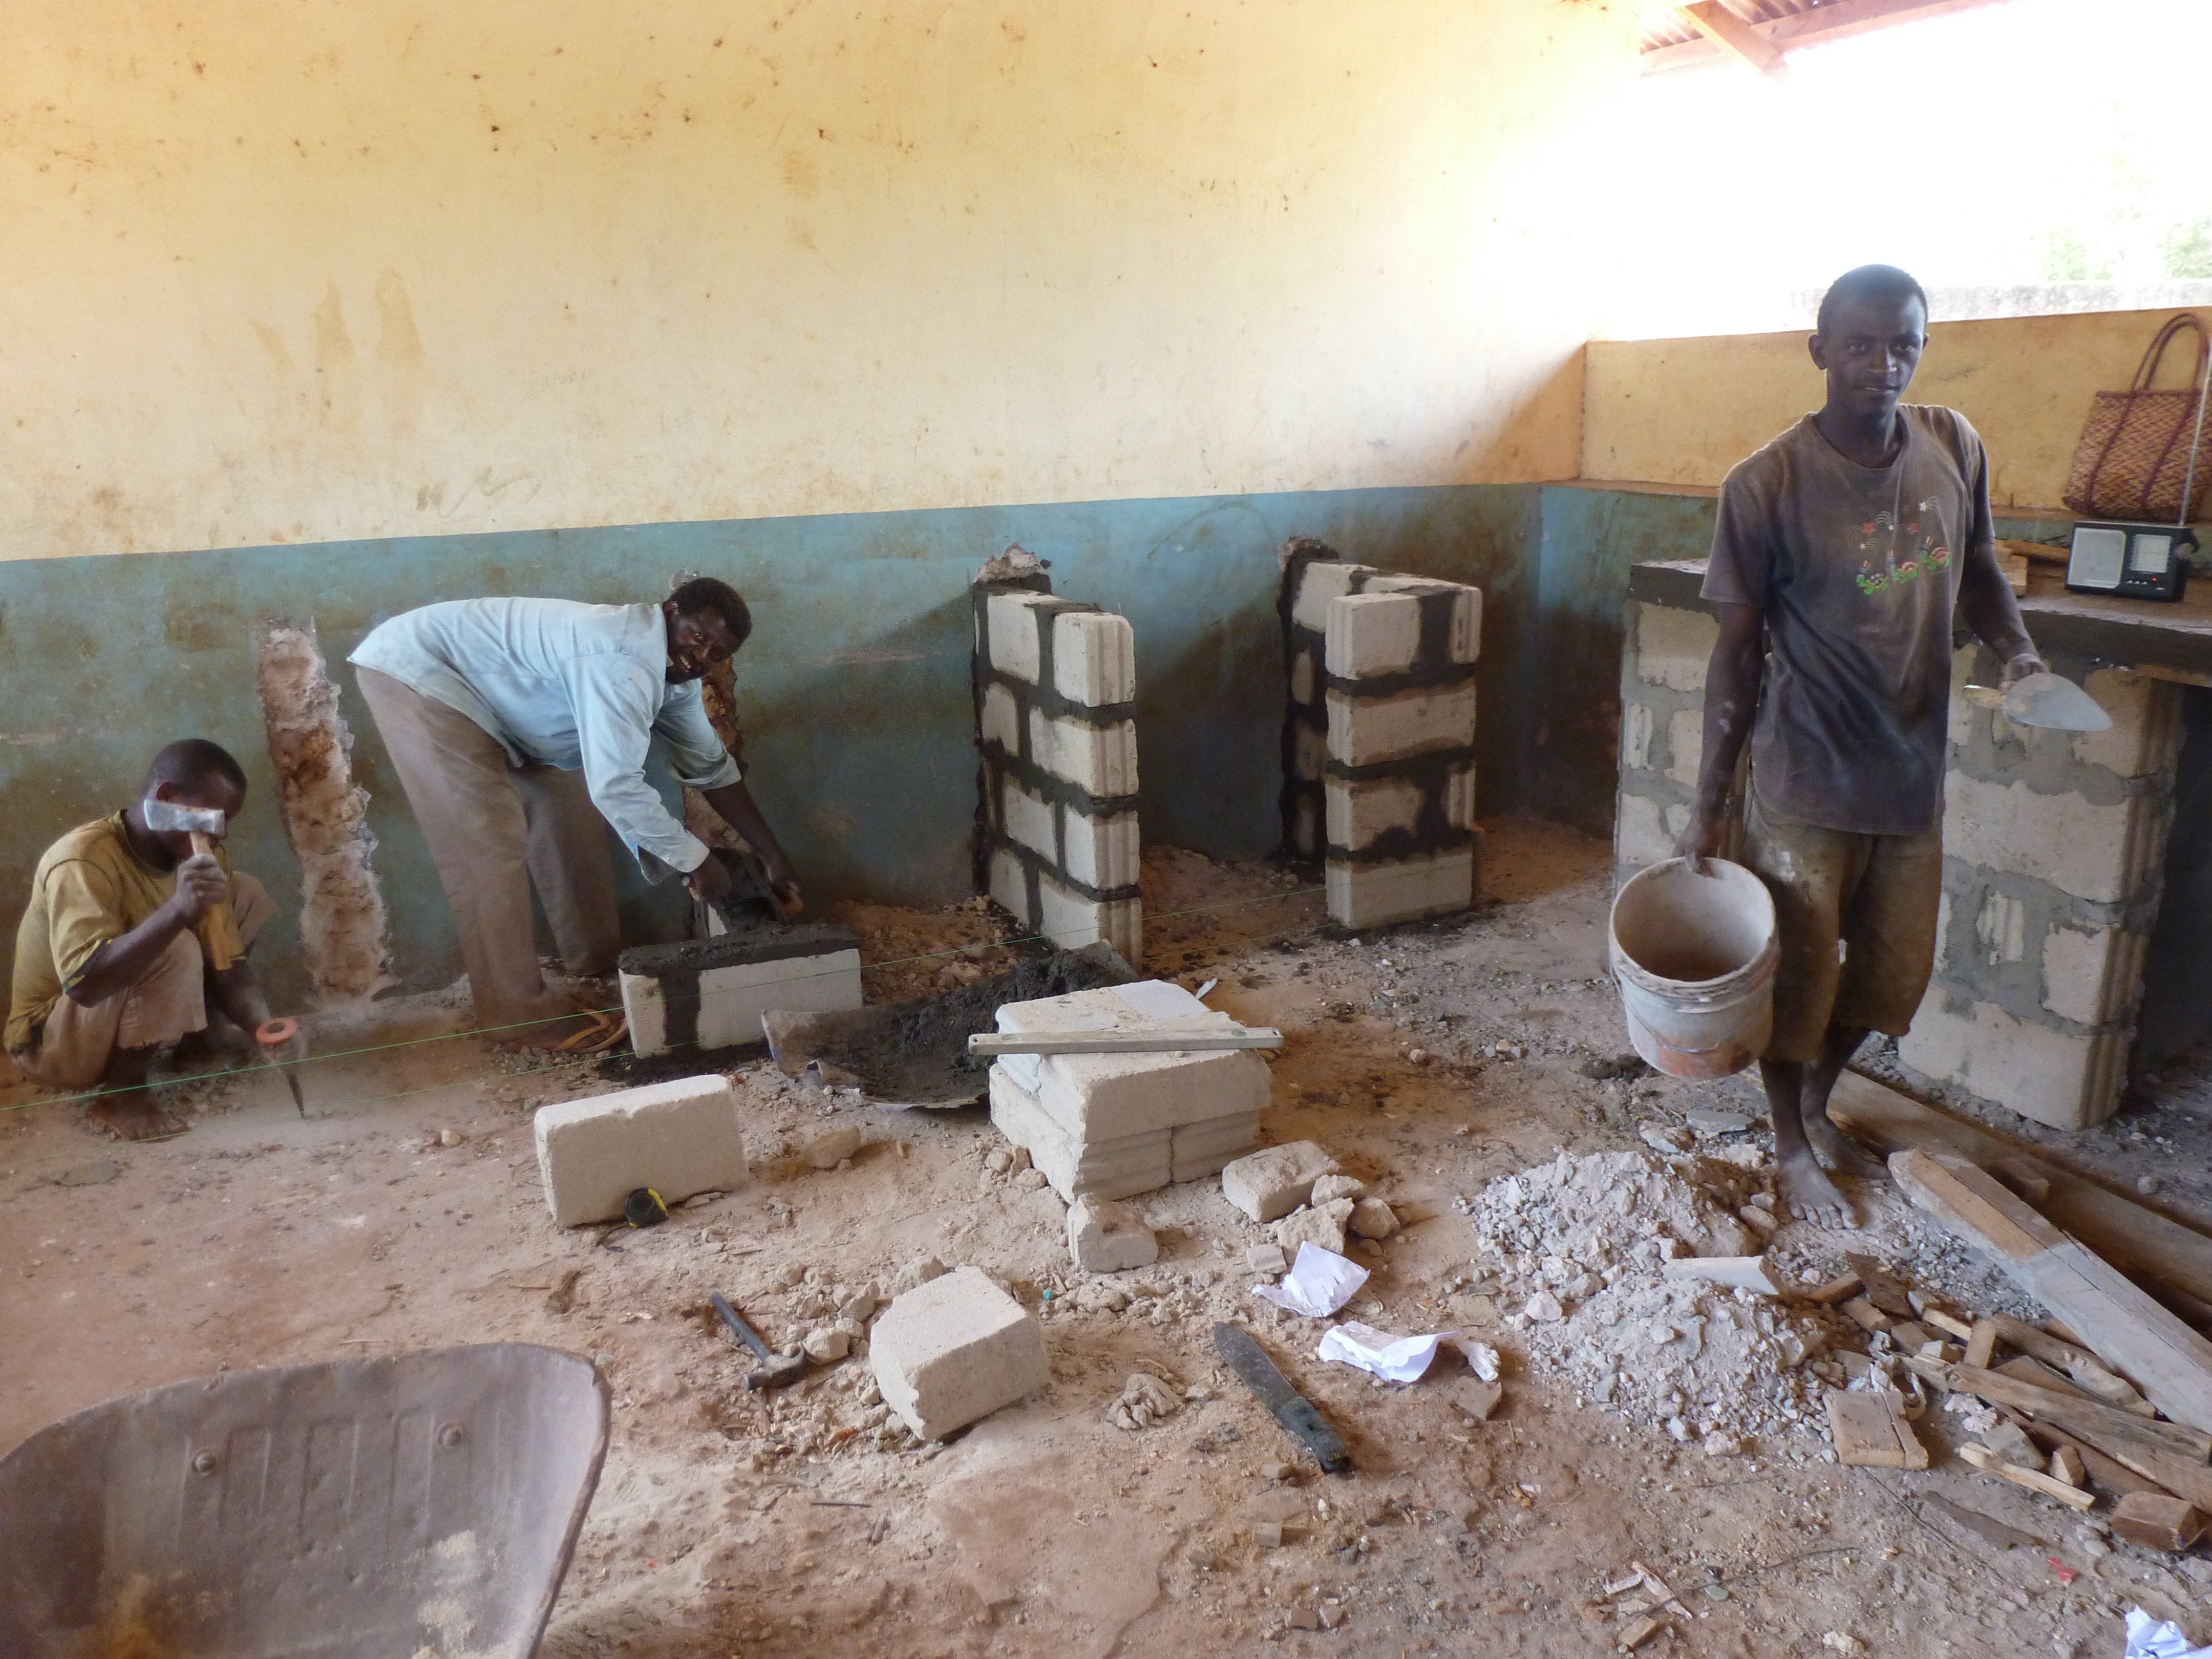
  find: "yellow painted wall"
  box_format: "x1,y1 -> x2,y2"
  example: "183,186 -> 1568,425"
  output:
1583,308 -> 2208,512
0,1 -> 1639,562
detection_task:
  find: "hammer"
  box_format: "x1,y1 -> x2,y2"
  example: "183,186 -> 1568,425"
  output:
708,1292 -> 806,1390
141,798 -> 243,971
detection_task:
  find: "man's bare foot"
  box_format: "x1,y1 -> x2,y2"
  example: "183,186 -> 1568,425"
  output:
495,1012 -> 606,1052
1802,1109 -> 1888,1178
88,1092 -> 188,1141
1776,1150 -> 1858,1228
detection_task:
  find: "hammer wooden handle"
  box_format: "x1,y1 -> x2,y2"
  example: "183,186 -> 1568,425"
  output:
187,831 -> 243,972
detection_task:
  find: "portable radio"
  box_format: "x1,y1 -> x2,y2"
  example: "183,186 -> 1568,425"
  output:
2064,520 -> 2197,603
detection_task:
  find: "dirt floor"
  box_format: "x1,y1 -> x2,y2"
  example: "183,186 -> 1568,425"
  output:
5,820 -> 2211,1658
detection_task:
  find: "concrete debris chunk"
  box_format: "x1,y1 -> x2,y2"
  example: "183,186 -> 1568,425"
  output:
1224,1140 -> 1342,1223
1069,1195 -> 1160,1273
1105,1371 -> 1182,1431
869,1266 -> 1049,1440
1247,1242 -> 1290,1277
804,1125 -> 864,1169
1661,1255 -> 1780,1296
533,1074 -> 750,1226
803,1326 -> 852,1363
1639,1125 -> 1693,1156
1272,1197 -> 1356,1258
1309,1173 -> 1366,1205
1348,1197 -> 1400,1240
1450,1378 -> 1502,1421
838,1290 -> 879,1325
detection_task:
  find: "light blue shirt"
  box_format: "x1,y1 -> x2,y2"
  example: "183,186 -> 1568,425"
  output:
350,598 -> 740,874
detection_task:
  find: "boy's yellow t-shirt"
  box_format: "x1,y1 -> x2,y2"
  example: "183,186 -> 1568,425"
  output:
6,813 -> 225,1053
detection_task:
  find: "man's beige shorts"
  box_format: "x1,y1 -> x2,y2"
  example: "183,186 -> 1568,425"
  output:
1737,793 -> 1944,1065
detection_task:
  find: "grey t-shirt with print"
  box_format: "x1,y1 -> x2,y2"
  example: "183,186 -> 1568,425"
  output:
1700,405 -> 1992,837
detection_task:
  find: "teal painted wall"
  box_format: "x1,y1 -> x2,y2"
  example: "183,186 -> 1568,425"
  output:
0,484 -> 1538,1005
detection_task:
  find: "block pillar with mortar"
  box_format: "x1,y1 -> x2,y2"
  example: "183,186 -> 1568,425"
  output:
1279,538 -> 1483,929
972,549 -> 1142,965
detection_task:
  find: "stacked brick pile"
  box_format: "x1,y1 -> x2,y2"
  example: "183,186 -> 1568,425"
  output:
973,567 -> 1142,965
986,979 -> 1268,1200
1614,590 -> 2182,1131
1278,539 -> 1483,928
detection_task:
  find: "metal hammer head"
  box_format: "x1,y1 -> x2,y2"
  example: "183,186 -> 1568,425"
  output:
743,1353 -> 807,1391
141,797 -> 227,836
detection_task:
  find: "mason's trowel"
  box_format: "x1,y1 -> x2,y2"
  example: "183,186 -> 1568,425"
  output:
1963,671 -> 2112,733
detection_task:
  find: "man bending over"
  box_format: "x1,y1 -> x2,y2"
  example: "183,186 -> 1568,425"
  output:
350,577 -> 801,1049
7,740 -> 280,1140
1679,265 -> 2047,1227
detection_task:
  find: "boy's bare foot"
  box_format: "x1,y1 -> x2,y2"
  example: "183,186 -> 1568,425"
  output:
1802,1110 -> 1887,1178
1776,1151 -> 1858,1228
89,1092 -> 188,1141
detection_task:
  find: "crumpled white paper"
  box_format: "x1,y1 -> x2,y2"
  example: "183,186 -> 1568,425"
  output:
1252,1241 -> 1368,1317
1316,1321 -> 1453,1383
2126,1609 -> 2212,1659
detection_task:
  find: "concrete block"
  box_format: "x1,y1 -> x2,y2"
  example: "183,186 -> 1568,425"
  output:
980,682 -> 1020,754
534,1074 -> 750,1225
1614,791 -> 1674,871
1068,1195 -> 1159,1273
1666,708 -> 1703,788
993,981 -> 1270,1140
1944,775 -> 2158,905
869,1266 -> 1050,1440
1973,889 -> 2027,966
1060,807 -> 1140,892
1051,609 -> 1136,707
2040,922 -> 2148,1029
1168,1116 -> 1261,1183
1293,719 -> 1328,783
2073,669 -> 2183,780
1324,590 -> 1423,678
1899,994 -> 2128,1130
988,845 -> 1030,923
1364,576 -> 1481,664
1273,1198 -> 1356,1257
1635,602 -> 1717,694
1035,869 -> 1141,963
1325,684 -> 1478,767
1001,776 -> 1057,861
990,1069 -> 1172,1200
1290,793 -> 1321,861
1621,700 -> 1654,773
1444,761 -> 1477,831
1326,846 -> 1476,928
1030,708 -> 1138,797
619,926 -> 863,1058
1289,648 -> 1317,708
1222,1140 -> 1341,1222
984,590 -> 1052,684
1325,774 -> 1424,852
1290,558 -> 1358,634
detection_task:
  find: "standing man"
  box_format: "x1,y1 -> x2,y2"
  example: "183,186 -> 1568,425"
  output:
8,740 -> 280,1140
350,578 -> 801,1049
1678,265 -> 2047,1226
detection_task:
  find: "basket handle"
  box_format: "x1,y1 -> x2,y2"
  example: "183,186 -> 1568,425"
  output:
2130,313 -> 2209,393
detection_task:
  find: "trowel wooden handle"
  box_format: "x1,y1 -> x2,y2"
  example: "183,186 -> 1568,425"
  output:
187,831 -> 242,972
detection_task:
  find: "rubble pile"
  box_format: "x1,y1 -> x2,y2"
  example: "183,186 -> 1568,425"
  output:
1468,1150 -> 1851,1450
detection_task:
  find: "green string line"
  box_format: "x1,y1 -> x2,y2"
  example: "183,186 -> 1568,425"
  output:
3,876 -> 1369,1115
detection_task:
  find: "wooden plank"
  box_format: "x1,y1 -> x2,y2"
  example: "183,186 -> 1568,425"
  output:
1965,1319 -> 1998,1371
1642,0 -> 2014,73
1827,1389 -> 1927,1469
1921,1493 -> 2038,1549
1892,1148 -> 2212,1434
1831,1073 -> 2212,1310
967,1027 -> 1283,1057
1950,1365 -> 2212,1465
1960,1443 -> 2099,1509
1677,1 -> 1787,75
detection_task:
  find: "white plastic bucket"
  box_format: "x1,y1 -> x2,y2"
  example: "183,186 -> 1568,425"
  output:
1608,857 -> 1778,1079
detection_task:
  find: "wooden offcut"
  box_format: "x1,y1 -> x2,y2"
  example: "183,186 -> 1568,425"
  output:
2023,1420 -> 2169,1500
2110,1492 -> 2207,1552
1960,1443 -> 2098,1510
1827,1389 -> 1927,1470
1888,1147 -> 2212,1435
1831,1073 -> 2212,1310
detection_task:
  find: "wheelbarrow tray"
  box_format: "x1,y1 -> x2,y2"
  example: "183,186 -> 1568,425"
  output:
0,1342 -> 608,1658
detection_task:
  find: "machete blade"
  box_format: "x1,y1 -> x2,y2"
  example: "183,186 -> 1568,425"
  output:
1213,1321 -> 1351,1474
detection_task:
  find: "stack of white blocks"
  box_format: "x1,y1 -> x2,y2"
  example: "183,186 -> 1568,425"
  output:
1280,540 -> 1483,928
973,576 -> 1142,966
987,979 -> 1268,1200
